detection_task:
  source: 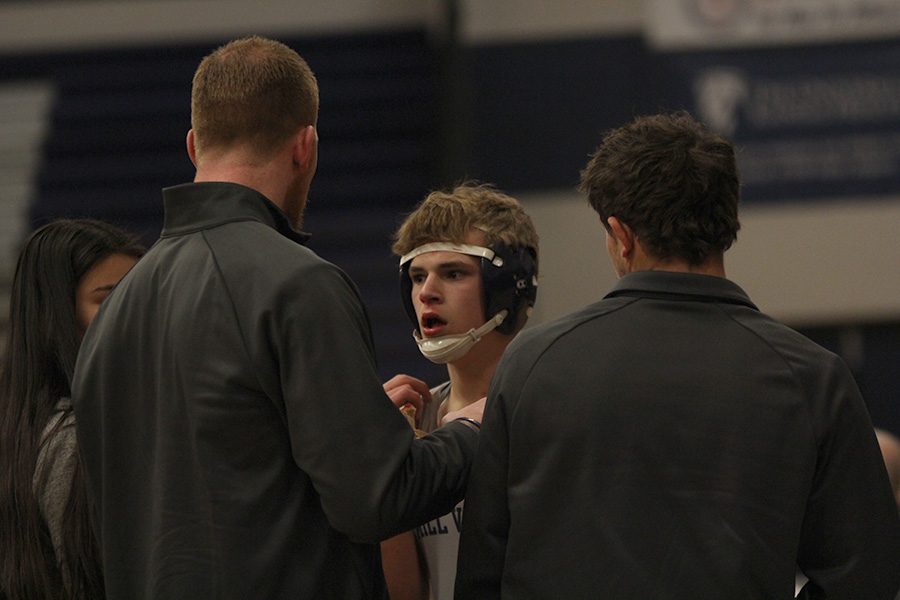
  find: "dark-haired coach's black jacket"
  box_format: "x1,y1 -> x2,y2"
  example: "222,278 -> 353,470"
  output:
72,182 -> 476,600
456,271 -> 900,600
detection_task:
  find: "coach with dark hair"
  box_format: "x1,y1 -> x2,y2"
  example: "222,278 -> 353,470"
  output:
455,112 -> 900,599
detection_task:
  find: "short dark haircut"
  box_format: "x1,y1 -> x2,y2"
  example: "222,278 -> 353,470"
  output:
579,112 -> 740,265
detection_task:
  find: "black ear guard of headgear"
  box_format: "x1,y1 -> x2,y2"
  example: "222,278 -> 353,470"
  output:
482,244 -> 537,335
399,243 -> 538,336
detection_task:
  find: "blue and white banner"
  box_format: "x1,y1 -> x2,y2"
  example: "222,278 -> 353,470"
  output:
659,42 -> 900,201
682,55 -> 900,201
647,0 -> 900,49
645,3 -> 900,203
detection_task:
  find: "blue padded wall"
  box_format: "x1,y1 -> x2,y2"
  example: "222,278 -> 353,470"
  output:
1,29 -> 447,384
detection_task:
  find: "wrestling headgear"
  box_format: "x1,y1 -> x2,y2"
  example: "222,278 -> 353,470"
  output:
399,242 -> 538,363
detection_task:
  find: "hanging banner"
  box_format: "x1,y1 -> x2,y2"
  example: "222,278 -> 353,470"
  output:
646,0 -> 900,49
651,40 -> 900,202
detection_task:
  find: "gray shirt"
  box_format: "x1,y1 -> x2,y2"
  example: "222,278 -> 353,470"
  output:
32,397 -> 76,574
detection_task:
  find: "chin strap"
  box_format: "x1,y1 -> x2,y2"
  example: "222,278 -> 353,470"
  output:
413,310 -> 508,364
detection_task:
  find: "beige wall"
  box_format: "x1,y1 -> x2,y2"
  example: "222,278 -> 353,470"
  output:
461,0 -> 641,43
520,191 -> 900,328
0,0 -> 435,51
0,0 -> 641,52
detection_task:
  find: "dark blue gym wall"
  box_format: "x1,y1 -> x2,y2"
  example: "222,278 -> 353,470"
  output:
0,29 -> 448,384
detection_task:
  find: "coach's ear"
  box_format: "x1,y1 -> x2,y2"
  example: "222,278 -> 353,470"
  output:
186,129 -> 197,167
291,125 -> 317,173
607,216 -> 635,260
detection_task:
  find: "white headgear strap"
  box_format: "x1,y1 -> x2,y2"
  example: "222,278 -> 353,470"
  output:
413,310 -> 508,364
399,242 -> 504,268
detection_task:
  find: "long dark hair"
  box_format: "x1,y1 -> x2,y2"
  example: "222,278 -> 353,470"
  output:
0,219 -> 145,599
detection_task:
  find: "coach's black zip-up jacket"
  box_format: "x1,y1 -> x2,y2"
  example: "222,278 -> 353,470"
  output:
72,182 -> 476,599
457,271 -> 900,600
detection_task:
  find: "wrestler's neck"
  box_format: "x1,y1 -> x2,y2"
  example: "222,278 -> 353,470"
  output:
443,331 -> 508,414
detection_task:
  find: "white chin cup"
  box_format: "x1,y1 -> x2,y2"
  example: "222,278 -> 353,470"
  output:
413,310 -> 508,364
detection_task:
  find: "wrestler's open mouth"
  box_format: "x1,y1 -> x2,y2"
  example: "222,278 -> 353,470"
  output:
423,315 -> 447,328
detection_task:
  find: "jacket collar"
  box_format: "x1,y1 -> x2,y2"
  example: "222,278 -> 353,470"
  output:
161,182 -> 311,245
605,270 -> 758,310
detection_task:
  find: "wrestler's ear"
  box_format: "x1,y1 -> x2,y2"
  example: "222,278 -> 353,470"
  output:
186,129 -> 197,167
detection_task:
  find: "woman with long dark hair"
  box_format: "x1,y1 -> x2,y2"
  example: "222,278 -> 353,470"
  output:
0,219 -> 145,599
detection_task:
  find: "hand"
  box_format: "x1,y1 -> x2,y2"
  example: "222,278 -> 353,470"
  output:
383,374 -> 431,417
441,396 -> 486,428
